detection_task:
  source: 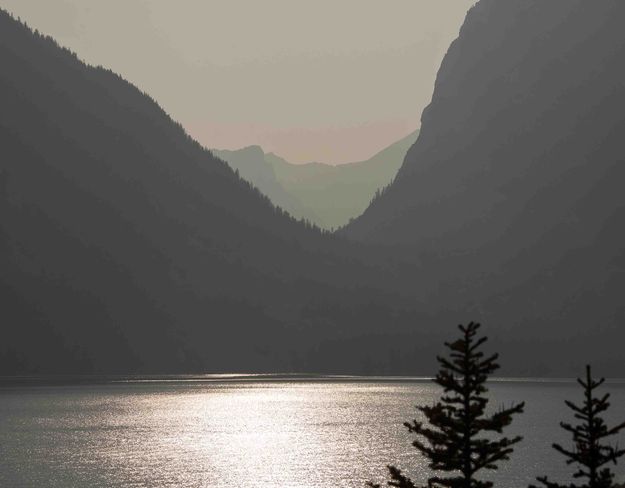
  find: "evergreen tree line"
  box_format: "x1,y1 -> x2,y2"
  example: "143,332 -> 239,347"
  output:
369,322 -> 625,488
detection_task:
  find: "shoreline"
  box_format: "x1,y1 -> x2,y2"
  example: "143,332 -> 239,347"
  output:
2,373 -> 625,388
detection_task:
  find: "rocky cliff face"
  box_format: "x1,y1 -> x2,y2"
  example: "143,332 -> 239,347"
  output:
343,0 -> 625,370
346,0 -> 625,249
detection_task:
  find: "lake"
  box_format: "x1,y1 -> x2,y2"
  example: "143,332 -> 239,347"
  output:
1,376 -> 624,487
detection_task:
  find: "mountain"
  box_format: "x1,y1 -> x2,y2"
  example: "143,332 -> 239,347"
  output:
0,9 -> 420,375
0,8 -> 300,373
343,0 -> 625,371
212,146 -> 321,225
214,129 -> 419,229
3,2 -> 625,377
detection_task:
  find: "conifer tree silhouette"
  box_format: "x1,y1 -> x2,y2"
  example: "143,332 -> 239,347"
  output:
532,365 -> 625,488
369,322 -> 524,488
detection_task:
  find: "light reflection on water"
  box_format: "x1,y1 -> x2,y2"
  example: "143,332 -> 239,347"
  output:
1,379 -> 624,487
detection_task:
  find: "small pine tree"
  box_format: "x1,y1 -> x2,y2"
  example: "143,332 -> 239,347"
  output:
532,365 -> 625,488
370,322 -> 524,488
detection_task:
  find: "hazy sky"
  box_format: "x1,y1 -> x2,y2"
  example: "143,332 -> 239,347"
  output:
1,0 -> 473,163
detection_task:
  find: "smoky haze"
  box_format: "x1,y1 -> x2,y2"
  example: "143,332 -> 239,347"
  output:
2,0 -> 625,377
0,0 -> 473,163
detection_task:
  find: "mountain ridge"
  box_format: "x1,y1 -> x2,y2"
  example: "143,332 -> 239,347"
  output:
0,9 -> 419,375
215,129 -> 419,229
2,2 -> 625,376
342,0 -> 625,371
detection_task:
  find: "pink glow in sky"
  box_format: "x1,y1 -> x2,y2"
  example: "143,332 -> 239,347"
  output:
188,119 -> 419,164
0,0 -> 473,164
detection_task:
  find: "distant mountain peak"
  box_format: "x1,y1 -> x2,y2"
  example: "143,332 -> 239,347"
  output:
217,129 -> 419,229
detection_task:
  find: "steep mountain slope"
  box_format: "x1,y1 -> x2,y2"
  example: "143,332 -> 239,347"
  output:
215,130 -> 418,229
212,146 -> 320,224
343,0 -> 625,369
0,10 -> 415,375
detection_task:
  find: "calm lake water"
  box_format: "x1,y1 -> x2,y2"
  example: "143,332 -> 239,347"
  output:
1,377 -> 624,487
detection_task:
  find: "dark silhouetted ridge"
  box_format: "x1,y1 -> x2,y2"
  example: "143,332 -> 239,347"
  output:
0,10 -> 408,375
343,0 -> 625,373
3,2 -> 625,377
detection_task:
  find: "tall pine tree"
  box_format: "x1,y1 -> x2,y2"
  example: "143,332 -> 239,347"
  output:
532,365 -> 625,488
370,322 -> 524,488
